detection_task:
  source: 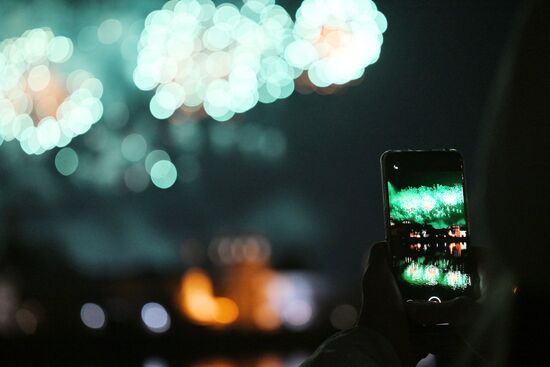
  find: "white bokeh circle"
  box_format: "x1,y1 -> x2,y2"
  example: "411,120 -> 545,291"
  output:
0,28 -> 103,155
285,0 -> 387,87
134,0 -> 297,122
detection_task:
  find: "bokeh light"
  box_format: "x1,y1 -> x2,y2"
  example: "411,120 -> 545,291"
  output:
150,159 -> 178,189
97,19 -> 123,45
134,0 -> 297,121
178,268 -> 240,327
134,0 -> 386,120
121,133 -> 147,162
145,149 -> 171,173
143,358 -> 169,367
0,28 -> 104,154
286,0 -> 386,87
141,302 -> 171,333
0,2 -> 380,192
263,272 -> 316,332
281,299 -> 312,330
80,303 -> 106,330
55,147 -> 79,176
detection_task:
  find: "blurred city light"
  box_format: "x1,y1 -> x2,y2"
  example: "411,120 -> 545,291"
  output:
181,236 -> 323,333
208,235 -> 271,265
80,303 -> 107,330
178,268 -> 239,327
141,302 -> 171,333
0,28 -> 103,154
143,357 -> 169,367
268,273 -> 316,331
256,356 -> 284,367
281,299 -> 312,330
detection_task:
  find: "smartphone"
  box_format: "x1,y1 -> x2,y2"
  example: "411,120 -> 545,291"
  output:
381,150 -> 477,302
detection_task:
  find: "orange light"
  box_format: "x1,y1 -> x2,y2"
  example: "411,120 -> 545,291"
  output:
253,305 -> 281,331
213,297 -> 239,325
185,294 -> 218,324
256,355 -> 284,367
319,26 -> 352,55
182,269 -> 214,295
178,268 -> 239,327
26,73 -> 67,123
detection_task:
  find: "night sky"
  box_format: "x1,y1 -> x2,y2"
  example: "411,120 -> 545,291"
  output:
0,0 -> 520,288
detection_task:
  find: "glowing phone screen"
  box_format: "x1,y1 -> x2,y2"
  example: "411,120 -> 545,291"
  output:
383,151 -> 474,301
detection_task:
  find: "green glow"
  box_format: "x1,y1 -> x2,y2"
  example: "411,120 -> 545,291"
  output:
121,133 -> 147,162
388,182 -> 465,229
145,150 -> 170,174
0,28 -> 103,155
402,258 -> 471,290
150,160 -> 177,189
55,147 -> 79,176
97,19 -> 122,45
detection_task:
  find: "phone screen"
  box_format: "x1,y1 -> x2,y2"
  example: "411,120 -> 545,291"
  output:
382,150 -> 475,301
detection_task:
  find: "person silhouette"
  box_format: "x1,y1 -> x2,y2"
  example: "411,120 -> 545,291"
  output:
300,0 -> 549,365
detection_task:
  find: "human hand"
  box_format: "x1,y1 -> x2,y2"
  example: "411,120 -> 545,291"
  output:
358,241 -> 422,367
358,242 -> 477,367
